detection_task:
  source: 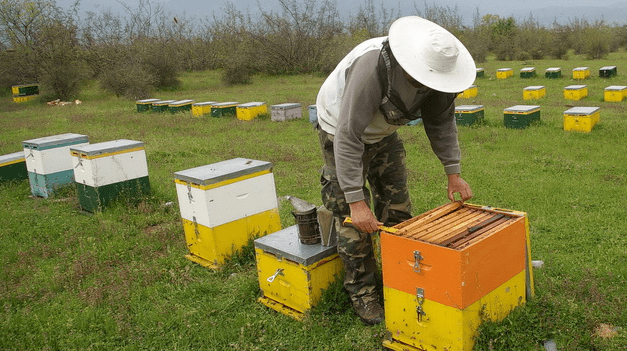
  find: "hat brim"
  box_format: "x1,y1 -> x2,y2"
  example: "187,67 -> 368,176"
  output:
389,16 -> 476,93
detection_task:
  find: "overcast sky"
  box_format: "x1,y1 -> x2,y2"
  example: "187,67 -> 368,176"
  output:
57,0 -> 627,25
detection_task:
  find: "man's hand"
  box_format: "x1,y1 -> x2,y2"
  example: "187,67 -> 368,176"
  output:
348,200 -> 381,233
447,174 -> 473,202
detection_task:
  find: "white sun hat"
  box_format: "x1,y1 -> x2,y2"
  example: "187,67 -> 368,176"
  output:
388,16 -> 476,93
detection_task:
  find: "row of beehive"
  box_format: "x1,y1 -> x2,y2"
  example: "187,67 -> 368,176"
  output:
459,84 -> 627,102
136,98 -> 306,122
2,141 -> 535,350
487,65 -> 618,79
12,84 -> 40,103
456,104 -> 601,132
0,133 -> 150,212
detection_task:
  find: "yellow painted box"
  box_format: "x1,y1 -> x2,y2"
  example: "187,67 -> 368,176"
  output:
604,86 -> 627,102
457,85 -> 478,99
191,101 -> 217,117
496,68 -> 513,79
563,106 -> 600,133
255,225 -> 343,320
572,67 -> 590,80
237,102 -> 268,121
13,95 -> 38,103
523,85 -> 546,100
381,202 -> 534,351
174,158 -> 282,269
564,85 -> 588,101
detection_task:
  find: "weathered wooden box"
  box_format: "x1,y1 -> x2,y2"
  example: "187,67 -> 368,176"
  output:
23,133 -> 89,197
71,139 -> 150,212
271,103 -> 302,122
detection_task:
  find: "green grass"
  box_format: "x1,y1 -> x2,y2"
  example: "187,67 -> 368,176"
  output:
1,51 -> 627,350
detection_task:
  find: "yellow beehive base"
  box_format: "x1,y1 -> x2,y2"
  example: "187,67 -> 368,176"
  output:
458,86 -> 478,99
496,69 -> 513,79
182,208 -> 281,269
563,86 -> 588,101
572,67 -> 590,80
563,109 -> 600,133
13,95 -> 38,103
237,102 -> 268,121
604,86 -> 627,102
384,271 -> 527,351
523,86 -> 546,100
255,246 -> 342,319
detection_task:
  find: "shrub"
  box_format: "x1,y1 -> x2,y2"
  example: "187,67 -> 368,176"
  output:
99,61 -> 155,99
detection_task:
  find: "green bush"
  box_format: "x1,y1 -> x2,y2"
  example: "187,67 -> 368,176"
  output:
99,61 -> 155,99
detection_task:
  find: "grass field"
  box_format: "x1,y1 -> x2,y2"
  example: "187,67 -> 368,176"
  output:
1,51 -> 627,350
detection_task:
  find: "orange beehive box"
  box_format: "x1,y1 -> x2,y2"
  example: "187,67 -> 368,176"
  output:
381,202 -> 534,351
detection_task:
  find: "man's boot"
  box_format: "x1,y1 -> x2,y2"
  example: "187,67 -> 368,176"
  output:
351,293 -> 384,325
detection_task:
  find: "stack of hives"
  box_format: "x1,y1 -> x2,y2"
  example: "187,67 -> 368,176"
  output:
381,202 -> 533,351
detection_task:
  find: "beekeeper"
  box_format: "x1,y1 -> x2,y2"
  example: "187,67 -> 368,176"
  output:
315,16 -> 476,325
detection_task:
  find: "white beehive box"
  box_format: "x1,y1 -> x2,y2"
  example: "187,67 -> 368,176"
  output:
174,158 -> 282,269
271,103 -> 302,122
23,133 -> 89,197
71,139 -> 150,212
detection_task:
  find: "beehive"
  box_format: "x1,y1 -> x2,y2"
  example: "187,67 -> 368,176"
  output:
271,103 -> 302,122
381,202 -> 533,351
523,86 -> 546,100
503,105 -> 541,129
308,105 -> 318,124
599,66 -> 617,78
572,67 -> 590,80
174,158 -> 281,269
12,84 -> 39,96
0,151 -> 28,182
136,99 -> 161,112
520,67 -> 536,78
475,68 -> 484,78
255,225 -> 343,320
545,67 -> 561,79
152,100 -> 176,113
564,85 -> 588,101
496,68 -> 513,79
604,86 -> 627,102
458,85 -> 478,99
169,99 -> 194,113
454,105 -> 484,126
237,102 -> 268,121
71,139 -> 150,212
23,133 -> 89,198
563,107 -> 600,133
211,102 -> 239,117
191,102 -> 217,117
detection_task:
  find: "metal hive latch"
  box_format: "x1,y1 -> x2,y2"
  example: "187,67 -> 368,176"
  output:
416,287 -> 426,321
413,250 -> 424,273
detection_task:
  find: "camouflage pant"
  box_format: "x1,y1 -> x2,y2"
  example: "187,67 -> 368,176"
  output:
317,128 -> 412,303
